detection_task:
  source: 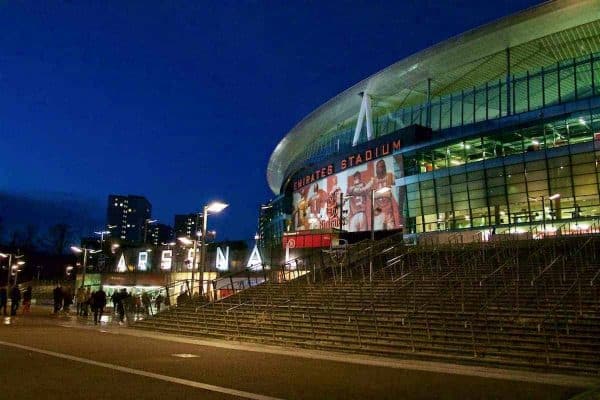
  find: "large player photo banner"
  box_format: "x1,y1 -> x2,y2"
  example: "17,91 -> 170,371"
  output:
292,154 -> 403,233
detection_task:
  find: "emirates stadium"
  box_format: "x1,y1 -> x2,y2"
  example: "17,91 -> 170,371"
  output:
259,0 -> 600,255
134,1 -> 600,377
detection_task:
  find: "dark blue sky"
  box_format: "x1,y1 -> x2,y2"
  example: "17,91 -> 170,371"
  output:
0,0 -> 542,240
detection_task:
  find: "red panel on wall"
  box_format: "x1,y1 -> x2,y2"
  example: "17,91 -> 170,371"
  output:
283,233 -> 333,249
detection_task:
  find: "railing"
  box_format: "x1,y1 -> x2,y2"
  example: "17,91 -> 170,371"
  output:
537,275 -> 584,364
137,231 -> 600,373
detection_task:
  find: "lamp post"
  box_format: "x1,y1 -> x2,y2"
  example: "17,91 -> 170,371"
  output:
199,201 -> 228,298
71,246 -> 101,288
94,230 -> 111,271
178,233 -> 199,295
369,187 -> 391,282
94,230 -> 111,250
11,261 -> 26,287
143,219 -> 158,244
0,253 -> 24,287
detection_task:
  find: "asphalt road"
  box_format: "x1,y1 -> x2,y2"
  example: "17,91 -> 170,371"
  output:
0,308 -> 593,400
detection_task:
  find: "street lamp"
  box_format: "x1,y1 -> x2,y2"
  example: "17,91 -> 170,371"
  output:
178,232 -> 200,292
369,187 -> 391,282
94,230 -> 111,249
12,261 -> 26,286
143,219 -> 158,244
0,253 -> 24,287
199,201 -> 228,298
94,230 -> 111,271
71,246 -> 101,288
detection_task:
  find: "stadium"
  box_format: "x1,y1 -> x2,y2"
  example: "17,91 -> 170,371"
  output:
135,1 -> 600,378
260,0 -> 600,252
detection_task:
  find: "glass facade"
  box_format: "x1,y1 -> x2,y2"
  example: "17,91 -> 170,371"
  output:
265,33 -> 600,248
258,194 -> 291,248
401,108 -> 600,234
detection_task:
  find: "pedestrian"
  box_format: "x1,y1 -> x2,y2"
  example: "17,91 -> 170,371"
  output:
111,289 -> 119,315
10,285 -> 21,316
83,287 -> 91,317
164,288 -> 170,307
92,286 -> 107,325
76,287 -> 86,316
154,293 -> 163,313
52,284 -> 63,314
115,289 -> 126,324
133,294 -> 142,317
0,286 -> 7,316
122,290 -> 133,324
141,291 -> 151,315
62,286 -> 73,314
22,286 -> 32,314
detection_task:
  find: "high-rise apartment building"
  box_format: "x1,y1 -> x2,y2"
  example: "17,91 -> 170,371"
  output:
173,213 -> 202,239
149,223 -> 174,246
107,195 -> 152,245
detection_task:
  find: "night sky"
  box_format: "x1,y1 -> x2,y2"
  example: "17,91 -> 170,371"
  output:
0,0 -> 542,241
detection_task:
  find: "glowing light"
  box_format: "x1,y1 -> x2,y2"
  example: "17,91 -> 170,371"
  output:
206,202 -> 228,213
178,237 -> 193,245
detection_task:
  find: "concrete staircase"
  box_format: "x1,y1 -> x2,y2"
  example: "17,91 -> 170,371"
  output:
134,234 -> 600,376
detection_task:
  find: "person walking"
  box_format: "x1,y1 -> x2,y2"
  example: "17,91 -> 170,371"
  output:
22,286 -> 32,314
62,286 -> 73,314
111,290 -> 119,315
52,284 -> 63,314
10,285 -> 21,316
83,287 -> 91,317
76,287 -> 86,316
92,287 -> 107,325
0,286 -> 7,316
115,289 -> 128,325
141,291 -> 151,316
154,293 -> 163,313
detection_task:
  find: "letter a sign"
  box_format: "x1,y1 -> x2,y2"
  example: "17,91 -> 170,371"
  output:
246,244 -> 262,270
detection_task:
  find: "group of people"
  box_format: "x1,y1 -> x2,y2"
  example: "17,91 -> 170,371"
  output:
0,285 -> 32,316
0,283 -> 168,324
293,159 -> 401,233
63,286 -> 167,325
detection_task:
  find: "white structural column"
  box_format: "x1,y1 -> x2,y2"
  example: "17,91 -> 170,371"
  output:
352,93 -> 374,146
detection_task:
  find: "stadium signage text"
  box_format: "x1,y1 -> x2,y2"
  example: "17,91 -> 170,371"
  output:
293,139 -> 401,191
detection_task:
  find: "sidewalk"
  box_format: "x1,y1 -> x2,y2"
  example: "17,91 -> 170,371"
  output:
7,305 -> 598,390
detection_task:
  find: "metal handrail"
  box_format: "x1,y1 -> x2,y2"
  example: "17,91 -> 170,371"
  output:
590,265 -> 600,286
530,256 -> 562,286
479,257 -> 516,287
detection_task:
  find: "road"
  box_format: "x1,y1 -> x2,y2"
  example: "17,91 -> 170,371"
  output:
0,307 -> 595,399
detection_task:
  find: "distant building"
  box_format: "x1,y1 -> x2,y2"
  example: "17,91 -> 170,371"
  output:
149,223 -> 173,246
174,213 -> 202,239
107,195 -> 152,245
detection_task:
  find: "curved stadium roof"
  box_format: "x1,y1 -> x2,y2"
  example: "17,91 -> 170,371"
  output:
267,0 -> 600,194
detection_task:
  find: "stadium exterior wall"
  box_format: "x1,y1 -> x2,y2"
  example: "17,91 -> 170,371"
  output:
259,1 -> 600,259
